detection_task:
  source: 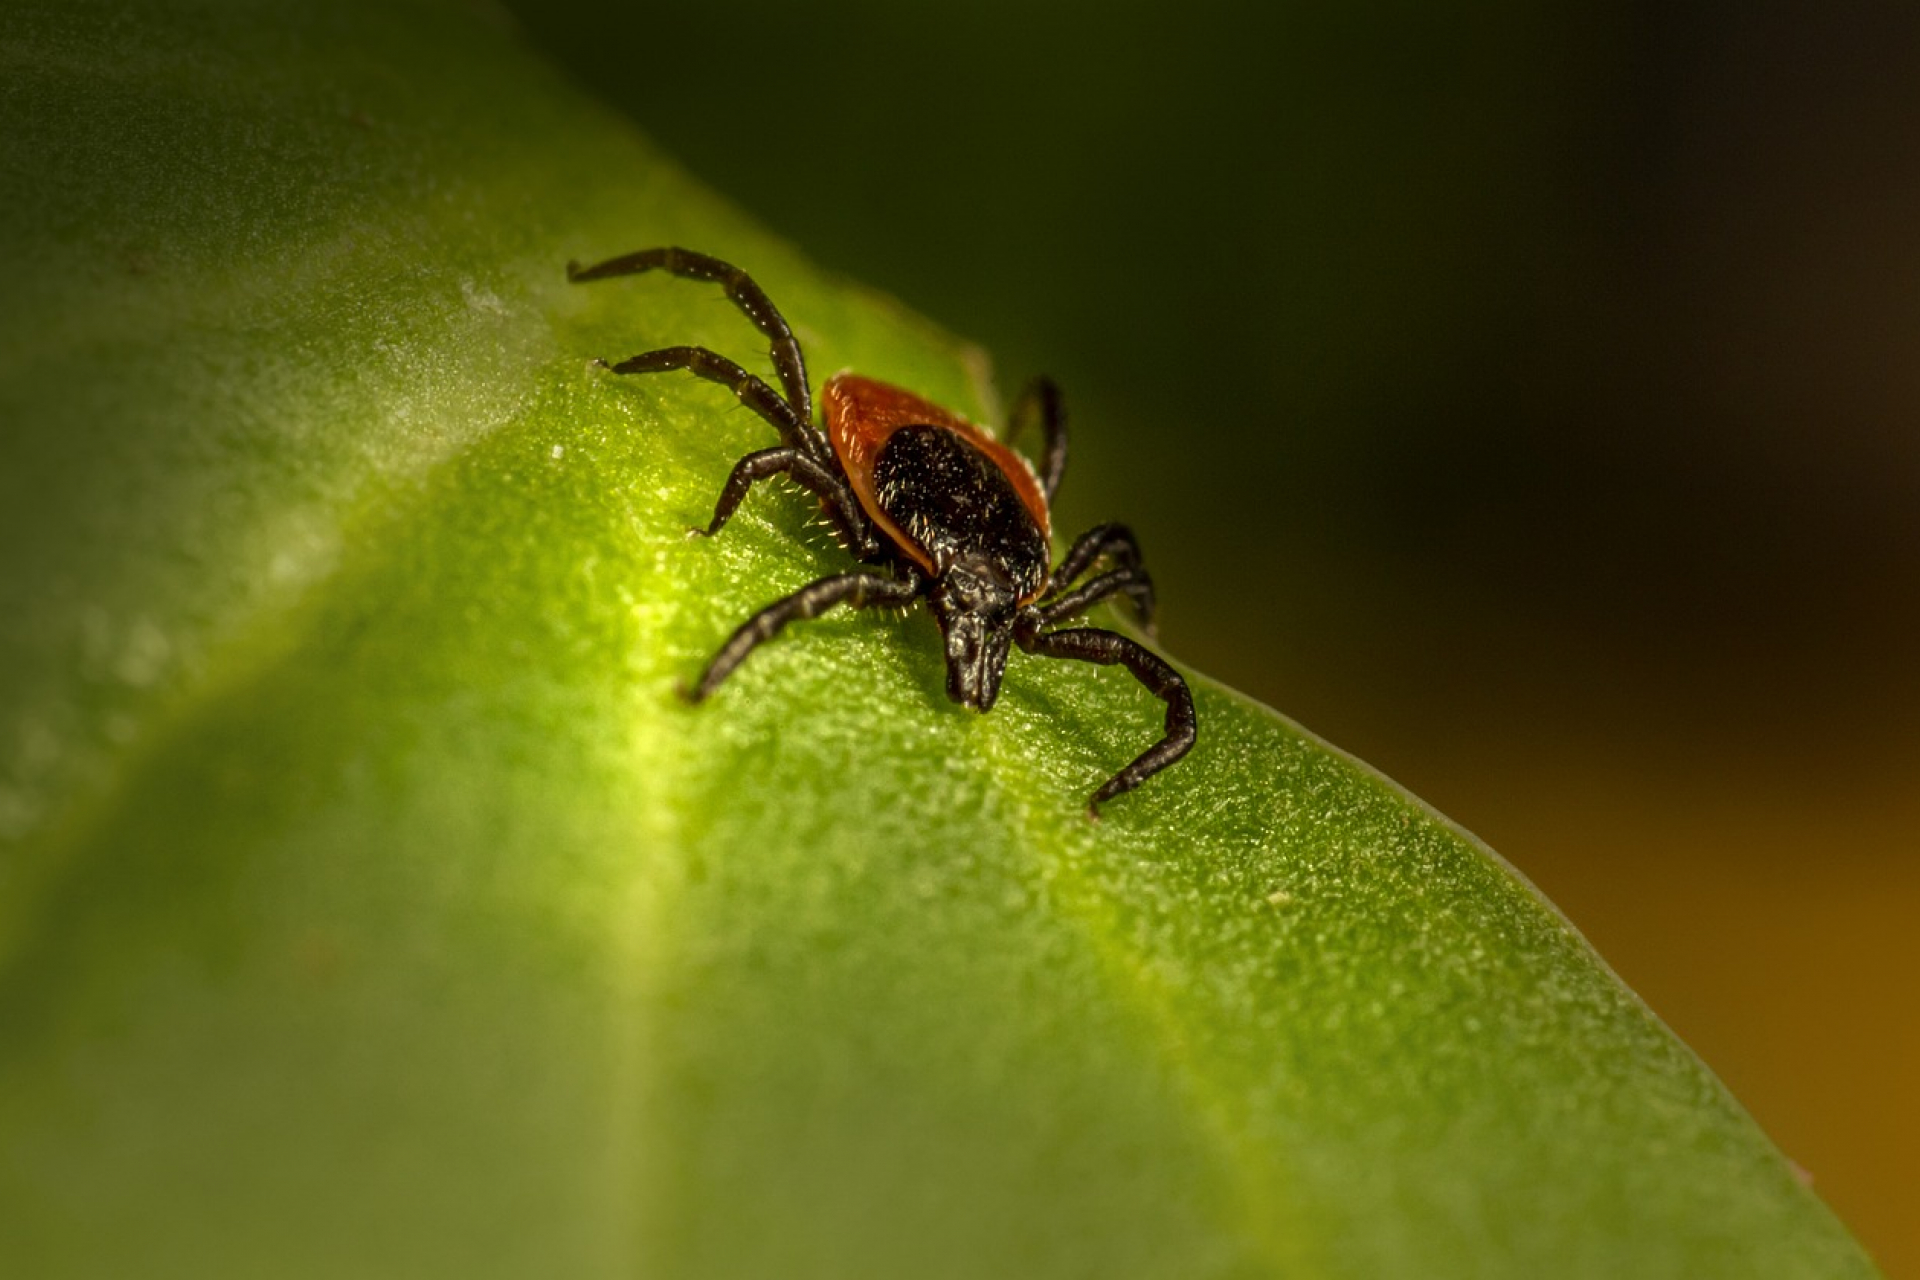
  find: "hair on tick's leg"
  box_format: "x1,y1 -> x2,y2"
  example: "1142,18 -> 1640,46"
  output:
696,446 -> 878,556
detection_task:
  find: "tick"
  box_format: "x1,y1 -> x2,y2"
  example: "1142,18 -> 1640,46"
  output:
568,247 -> 1196,815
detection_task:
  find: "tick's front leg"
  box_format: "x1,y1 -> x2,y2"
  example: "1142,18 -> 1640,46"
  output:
1016,624 -> 1195,817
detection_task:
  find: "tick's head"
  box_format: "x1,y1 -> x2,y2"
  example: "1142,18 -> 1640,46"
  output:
930,559 -> 1020,711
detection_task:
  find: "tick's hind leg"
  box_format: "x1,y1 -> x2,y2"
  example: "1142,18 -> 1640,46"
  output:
687,570 -> 923,702
1015,625 -> 1195,817
567,246 -> 813,425
1007,376 -> 1068,503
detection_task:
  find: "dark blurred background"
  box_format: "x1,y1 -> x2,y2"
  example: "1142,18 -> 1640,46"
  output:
502,0 -> 1919,1268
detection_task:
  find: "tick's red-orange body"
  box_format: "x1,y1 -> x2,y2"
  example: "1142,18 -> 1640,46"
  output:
568,246 -> 1194,815
825,373 -> 1051,599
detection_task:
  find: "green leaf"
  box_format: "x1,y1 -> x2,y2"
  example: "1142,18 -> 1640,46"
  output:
0,2 -> 1879,1277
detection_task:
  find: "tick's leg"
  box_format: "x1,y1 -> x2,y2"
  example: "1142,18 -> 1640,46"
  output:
1016,625 -> 1195,817
1006,376 -> 1068,503
688,570 -> 923,702
1051,522 -> 1143,586
599,345 -> 830,460
1045,523 -> 1154,628
1032,566 -> 1156,635
700,447 -> 880,558
568,246 -> 813,427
